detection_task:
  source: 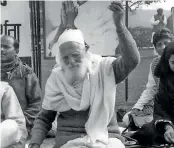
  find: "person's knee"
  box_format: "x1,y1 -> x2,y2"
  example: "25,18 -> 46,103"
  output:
1,119 -> 19,147
122,112 -> 130,127
1,119 -> 19,135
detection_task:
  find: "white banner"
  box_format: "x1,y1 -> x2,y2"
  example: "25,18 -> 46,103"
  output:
44,1 -> 119,58
1,1 -> 32,57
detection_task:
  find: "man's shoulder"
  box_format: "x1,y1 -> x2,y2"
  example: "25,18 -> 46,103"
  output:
0,82 -> 11,99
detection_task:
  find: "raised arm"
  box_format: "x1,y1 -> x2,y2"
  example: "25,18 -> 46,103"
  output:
109,1 -> 140,84
49,1 -> 78,49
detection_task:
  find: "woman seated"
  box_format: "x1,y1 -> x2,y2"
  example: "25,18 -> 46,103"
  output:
123,28 -> 174,130
0,81 -> 28,148
29,1 -> 140,148
131,41 -> 174,145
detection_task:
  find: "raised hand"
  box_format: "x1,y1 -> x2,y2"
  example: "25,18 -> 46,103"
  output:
62,1 -> 78,28
108,1 -> 124,26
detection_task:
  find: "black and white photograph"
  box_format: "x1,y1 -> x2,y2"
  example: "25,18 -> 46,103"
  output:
1,0 -> 174,148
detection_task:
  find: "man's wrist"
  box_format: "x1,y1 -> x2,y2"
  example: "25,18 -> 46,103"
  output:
66,23 -> 76,29
115,21 -> 124,29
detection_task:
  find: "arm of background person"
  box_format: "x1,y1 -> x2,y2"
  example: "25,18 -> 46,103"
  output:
151,16 -> 160,25
24,72 -> 42,133
153,95 -> 173,134
29,109 -> 57,146
132,63 -> 157,110
113,23 -> 140,84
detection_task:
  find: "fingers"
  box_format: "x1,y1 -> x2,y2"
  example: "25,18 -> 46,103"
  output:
111,1 -> 124,9
60,3 -> 67,25
164,132 -> 174,143
108,5 -> 122,12
164,133 -> 172,143
63,1 -> 78,15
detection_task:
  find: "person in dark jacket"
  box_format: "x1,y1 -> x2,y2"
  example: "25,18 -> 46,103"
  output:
131,41 -> 174,145
1,35 -> 42,136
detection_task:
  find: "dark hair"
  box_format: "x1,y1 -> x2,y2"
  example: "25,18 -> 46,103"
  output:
154,41 -> 174,78
171,7 -> 174,12
157,8 -> 163,13
153,28 -> 174,47
1,35 -> 19,50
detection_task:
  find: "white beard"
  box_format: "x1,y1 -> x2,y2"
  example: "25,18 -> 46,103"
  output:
62,62 -> 89,85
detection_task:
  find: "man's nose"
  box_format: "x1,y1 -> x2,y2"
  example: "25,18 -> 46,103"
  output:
68,57 -> 76,65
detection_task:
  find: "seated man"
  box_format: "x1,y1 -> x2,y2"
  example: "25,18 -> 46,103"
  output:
1,35 -> 42,136
29,1 -> 140,148
131,41 -> 174,145
123,28 -> 174,130
0,81 -> 28,148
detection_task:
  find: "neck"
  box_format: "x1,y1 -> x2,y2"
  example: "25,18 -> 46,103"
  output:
1,56 -> 18,73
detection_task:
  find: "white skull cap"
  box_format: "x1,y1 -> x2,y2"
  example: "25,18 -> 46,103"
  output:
58,29 -> 85,47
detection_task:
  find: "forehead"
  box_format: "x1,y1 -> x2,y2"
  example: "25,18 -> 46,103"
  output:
1,36 -> 14,45
59,41 -> 84,55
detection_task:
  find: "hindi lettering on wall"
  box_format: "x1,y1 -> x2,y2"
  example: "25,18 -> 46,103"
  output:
1,1 -> 32,58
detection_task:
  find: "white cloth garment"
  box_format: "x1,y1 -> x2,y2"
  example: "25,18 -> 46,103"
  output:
0,82 -> 27,148
132,62 -> 157,110
42,52 -> 125,147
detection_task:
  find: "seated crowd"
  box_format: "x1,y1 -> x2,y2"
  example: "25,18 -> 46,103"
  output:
0,1 -> 174,148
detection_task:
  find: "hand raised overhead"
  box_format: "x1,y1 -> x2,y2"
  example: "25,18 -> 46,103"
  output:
61,1 -> 78,28
108,1 -> 124,26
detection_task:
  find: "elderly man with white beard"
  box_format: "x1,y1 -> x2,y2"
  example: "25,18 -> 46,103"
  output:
29,1 -> 140,148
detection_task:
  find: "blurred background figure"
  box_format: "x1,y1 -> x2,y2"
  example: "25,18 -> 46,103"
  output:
166,7 -> 174,34
151,8 -> 167,56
